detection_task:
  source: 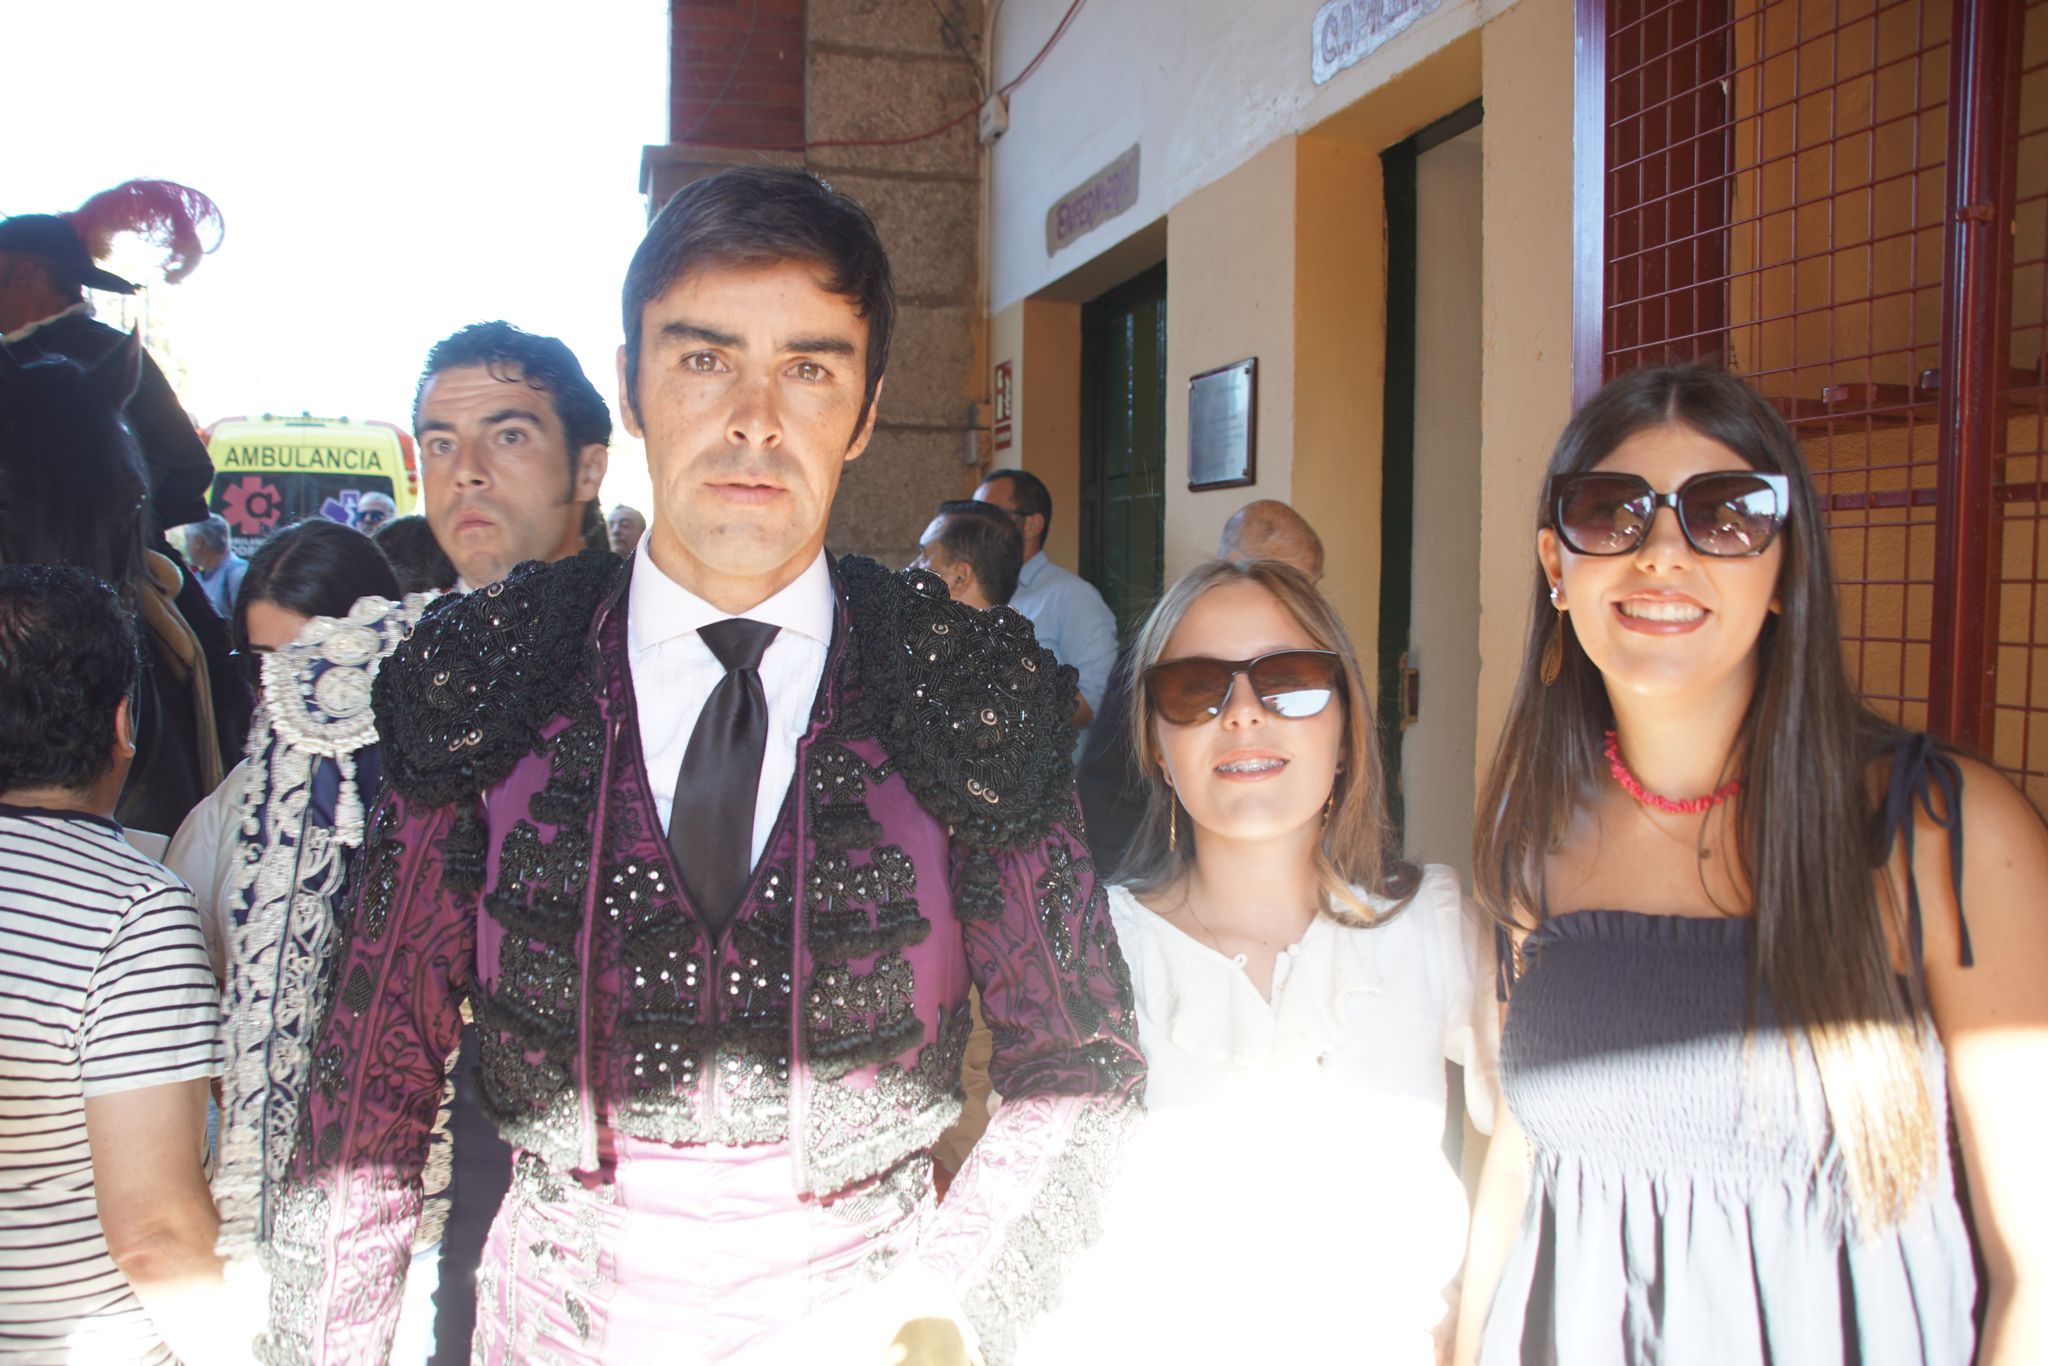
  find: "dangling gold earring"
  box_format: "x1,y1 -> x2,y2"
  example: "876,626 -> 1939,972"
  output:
1168,801 -> 1179,856
1323,792 -> 1335,826
1540,584 -> 1567,686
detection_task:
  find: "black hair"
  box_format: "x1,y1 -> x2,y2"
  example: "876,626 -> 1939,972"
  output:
982,467 -> 1053,537
413,321 -> 612,499
621,167 -> 895,444
370,515 -> 458,596
580,499 -> 608,555
0,565 -> 141,794
233,520 -> 402,651
929,499 -> 1024,605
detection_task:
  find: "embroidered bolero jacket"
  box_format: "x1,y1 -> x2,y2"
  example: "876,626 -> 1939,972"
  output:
262,551 -> 1146,1364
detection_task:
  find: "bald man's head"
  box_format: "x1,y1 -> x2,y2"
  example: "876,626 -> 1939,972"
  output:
1218,499 -> 1325,582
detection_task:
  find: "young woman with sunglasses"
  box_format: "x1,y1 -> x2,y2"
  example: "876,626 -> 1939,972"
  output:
1017,558 -> 1494,1365
1455,367 -> 2048,1366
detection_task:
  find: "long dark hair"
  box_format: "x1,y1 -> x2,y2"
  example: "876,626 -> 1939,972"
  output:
1121,558 -> 1420,922
1474,364 -> 1930,1227
233,520 -> 401,650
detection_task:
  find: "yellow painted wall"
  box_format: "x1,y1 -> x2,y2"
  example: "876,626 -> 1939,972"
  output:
1162,139 -> 1299,579
984,0 -> 1580,809
1476,0 -> 1579,763
986,0 -> 1496,311
986,296 -> 1084,569
1292,133 -> 1385,648
1290,32 -> 1483,672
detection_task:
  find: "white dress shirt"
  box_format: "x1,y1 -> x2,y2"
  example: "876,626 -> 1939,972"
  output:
627,541 -> 834,871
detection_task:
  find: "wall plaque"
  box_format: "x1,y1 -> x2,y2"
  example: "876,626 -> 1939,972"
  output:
1311,0 -> 1441,85
1047,144 -> 1141,256
1187,358 -> 1257,491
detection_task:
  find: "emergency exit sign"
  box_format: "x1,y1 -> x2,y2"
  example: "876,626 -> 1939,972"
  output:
993,360 -> 1014,452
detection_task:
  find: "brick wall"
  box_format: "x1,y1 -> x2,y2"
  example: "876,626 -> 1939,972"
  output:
671,0 -> 807,148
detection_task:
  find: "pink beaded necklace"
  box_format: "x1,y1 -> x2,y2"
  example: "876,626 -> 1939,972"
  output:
1603,730 -> 1741,815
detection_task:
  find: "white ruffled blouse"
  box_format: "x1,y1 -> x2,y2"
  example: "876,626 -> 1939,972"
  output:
1017,865 -> 1497,1365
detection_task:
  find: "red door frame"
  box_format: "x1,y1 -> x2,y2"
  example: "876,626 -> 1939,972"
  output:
1931,0 -> 2020,747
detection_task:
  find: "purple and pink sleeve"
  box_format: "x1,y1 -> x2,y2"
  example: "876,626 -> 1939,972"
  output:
262,791 -> 475,1365
923,800 -> 1145,1363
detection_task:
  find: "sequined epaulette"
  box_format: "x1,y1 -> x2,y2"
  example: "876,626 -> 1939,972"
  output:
372,549 -> 626,808
838,554 -> 1079,853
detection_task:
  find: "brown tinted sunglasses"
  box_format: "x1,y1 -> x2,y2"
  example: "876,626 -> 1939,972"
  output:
1142,649 -> 1344,725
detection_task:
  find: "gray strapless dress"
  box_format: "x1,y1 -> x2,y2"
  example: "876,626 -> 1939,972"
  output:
1479,743 -> 1978,1365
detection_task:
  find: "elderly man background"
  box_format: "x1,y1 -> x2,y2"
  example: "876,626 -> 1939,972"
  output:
607,503 -> 649,556
183,515 -> 249,620
353,491 -> 398,535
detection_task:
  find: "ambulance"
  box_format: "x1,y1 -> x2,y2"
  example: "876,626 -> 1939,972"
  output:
203,413 -> 419,558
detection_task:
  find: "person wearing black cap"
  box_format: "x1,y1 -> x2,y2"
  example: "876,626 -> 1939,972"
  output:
0,181 -> 223,533
1,182 -> 252,786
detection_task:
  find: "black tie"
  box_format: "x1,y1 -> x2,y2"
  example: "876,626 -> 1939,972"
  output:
670,618 -> 780,936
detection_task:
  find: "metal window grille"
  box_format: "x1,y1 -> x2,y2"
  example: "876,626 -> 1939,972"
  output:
1586,0 -> 2048,807
1997,0 -> 2048,803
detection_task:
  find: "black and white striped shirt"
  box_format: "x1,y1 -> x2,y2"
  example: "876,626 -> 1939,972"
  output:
0,803 -> 221,1364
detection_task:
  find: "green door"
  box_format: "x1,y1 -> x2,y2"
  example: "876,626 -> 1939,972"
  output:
1079,263 -> 1168,639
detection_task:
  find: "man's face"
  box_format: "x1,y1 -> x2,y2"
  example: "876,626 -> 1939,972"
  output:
620,258 -> 879,606
607,506 -> 647,555
972,477 -> 1041,559
416,363 -> 607,588
355,493 -> 396,535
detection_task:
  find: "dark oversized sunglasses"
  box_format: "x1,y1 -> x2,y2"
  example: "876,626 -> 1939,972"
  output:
1549,470 -> 1790,558
1143,649 -> 1344,725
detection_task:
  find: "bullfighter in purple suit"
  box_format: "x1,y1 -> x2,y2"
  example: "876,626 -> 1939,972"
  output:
257,168 -> 1143,1364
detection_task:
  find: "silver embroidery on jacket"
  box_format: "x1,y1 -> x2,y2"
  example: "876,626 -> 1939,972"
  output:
217,595 -> 431,1264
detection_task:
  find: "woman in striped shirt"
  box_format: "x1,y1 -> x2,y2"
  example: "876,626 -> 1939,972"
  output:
0,566 -> 233,1363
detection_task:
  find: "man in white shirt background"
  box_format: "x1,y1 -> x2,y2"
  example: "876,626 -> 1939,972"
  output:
182,515 -> 248,620
972,467 -> 1117,732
